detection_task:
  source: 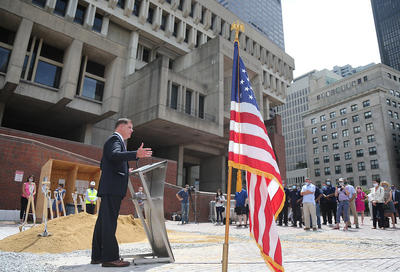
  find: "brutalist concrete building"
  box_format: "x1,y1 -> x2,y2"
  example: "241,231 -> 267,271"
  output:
0,0 -> 294,192
304,64 -> 400,187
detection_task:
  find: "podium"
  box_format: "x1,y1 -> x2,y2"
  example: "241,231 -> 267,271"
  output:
123,160 -> 175,264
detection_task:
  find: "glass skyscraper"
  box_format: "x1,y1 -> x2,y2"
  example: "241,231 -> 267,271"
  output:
217,0 -> 285,50
371,0 -> 400,71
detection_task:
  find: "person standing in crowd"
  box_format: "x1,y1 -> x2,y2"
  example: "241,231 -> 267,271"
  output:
235,184 -> 248,228
52,182 -> 66,215
215,189 -> 225,225
392,185 -> 400,223
342,179 -> 359,229
91,118 -> 152,267
278,183 -> 289,226
355,186 -> 366,225
20,175 -> 36,223
323,180 -> 337,225
300,178 -> 317,231
371,179 -> 385,230
85,181 -> 98,215
382,181 -> 396,228
289,185 -> 302,228
134,186 -> 146,218
176,184 -> 190,225
320,182 -> 329,225
334,179 -> 350,231
314,185 -> 323,229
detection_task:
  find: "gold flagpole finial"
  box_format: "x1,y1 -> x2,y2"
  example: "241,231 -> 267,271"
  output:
231,21 -> 244,43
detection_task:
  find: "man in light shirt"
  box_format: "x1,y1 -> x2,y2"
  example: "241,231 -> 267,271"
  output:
341,178 -> 359,229
300,178 -> 317,231
371,179 -> 385,229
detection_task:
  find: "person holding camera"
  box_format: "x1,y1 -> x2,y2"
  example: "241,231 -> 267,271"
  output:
176,184 -> 190,224
334,179 -> 350,231
215,189 -> 225,225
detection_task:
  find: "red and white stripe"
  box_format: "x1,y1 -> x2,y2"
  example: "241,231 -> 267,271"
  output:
229,99 -> 284,271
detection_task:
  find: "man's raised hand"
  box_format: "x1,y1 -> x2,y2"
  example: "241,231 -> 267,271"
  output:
137,143 -> 152,158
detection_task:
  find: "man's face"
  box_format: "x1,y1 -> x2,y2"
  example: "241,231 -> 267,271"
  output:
184,185 -> 189,192
119,122 -> 133,140
139,187 -> 143,192
305,179 -> 311,184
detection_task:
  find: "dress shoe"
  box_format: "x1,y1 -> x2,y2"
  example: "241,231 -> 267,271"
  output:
102,260 -> 130,267
90,259 -> 101,264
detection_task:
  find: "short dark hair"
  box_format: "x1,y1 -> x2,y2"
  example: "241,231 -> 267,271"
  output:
115,118 -> 132,129
375,178 -> 381,184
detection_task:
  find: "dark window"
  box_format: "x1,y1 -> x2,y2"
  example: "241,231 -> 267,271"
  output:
170,84 -> 178,109
40,43 -> 64,63
133,0 -> 141,16
189,2 -> 194,17
352,115 -> 359,122
196,31 -> 201,48
117,0 -> 125,9
21,55 -> 29,78
184,27 -> 190,43
324,167 -> 331,175
200,7 -> 205,24
367,135 -> 375,143
315,169 -> 320,177
355,137 -> 362,145
161,13 -> 167,31
345,152 -> 352,160
369,146 -> 377,155
93,13 -> 103,33
346,164 -> 353,173
142,47 -> 150,63
332,143 -> 339,150
343,140 -> 350,148
147,6 -> 154,24
185,90 -> 192,114
82,76 -> 104,101
323,156 -> 329,163
314,158 -> 319,165
356,149 -> 364,157
32,0 -> 46,8
178,0 -> 184,10
173,19 -> 179,37
34,60 -> 62,88
335,165 -> 341,174
0,47 -> 11,73
199,95 -> 205,118
321,124 -> 326,131
334,154 -> 340,161
0,27 -> 16,45
340,108 -> 346,115
364,111 -> 372,119
362,100 -> 370,107
54,0 -> 69,17
372,174 -> 380,181
351,104 -> 358,111
74,4 -> 86,25
353,126 -> 361,134
359,176 -> 367,186
370,160 -> 379,169
322,135 -> 328,142
86,60 -> 105,78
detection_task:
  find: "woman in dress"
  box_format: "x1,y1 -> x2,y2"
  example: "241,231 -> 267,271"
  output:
382,181 -> 396,228
215,189 -> 225,225
355,186 -> 366,225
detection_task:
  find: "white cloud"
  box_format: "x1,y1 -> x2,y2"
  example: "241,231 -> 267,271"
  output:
282,0 -> 381,78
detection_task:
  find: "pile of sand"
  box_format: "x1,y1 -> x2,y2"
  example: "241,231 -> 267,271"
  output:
0,213 -> 146,253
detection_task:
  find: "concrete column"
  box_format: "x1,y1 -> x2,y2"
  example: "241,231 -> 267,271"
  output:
58,39 -> 83,105
182,0 -> 191,17
204,9 -> 211,30
108,0 -> 118,9
46,0 -> 56,12
181,85 -> 186,112
212,16 -> 221,35
193,2 -> 201,24
264,96 -> 270,120
3,18 -> 33,92
177,21 -> 186,43
103,57 -> 123,115
0,102 -> 5,126
65,0 -> 78,21
152,6 -> 161,31
126,31 -> 139,76
84,4 -> 96,29
83,123 -> 93,144
138,0 -> 149,24
177,145 -> 184,186
101,15 -> 110,36
165,14 -> 174,37
124,0 -> 134,16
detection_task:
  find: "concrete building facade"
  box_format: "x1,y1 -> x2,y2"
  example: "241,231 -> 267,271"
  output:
275,70 -> 341,186
332,63 -> 375,78
0,0 -> 294,192
304,64 -> 400,187
216,0 -> 285,50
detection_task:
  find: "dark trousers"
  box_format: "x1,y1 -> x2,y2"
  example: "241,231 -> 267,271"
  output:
216,206 -> 224,223
86,204 -> 96,215
20,197 -> 28,220
91,195 -> 122,262
326,201 -> 337,224
291,204 -> 302,226
320,202 -> 328,224
278,204 -> 288,225
372,203 -> 385,228
395,204 -> 400,223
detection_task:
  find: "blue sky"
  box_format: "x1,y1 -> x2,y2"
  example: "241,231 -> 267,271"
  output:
282,0 -> 381,78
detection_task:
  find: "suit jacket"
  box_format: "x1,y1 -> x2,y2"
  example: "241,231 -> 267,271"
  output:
98,133 -> 138,197
394,190 -> 400,204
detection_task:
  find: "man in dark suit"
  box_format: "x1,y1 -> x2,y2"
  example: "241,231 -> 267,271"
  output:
392,185 -> 400,223
278,183 -> 289,226
91,118 -> 152,267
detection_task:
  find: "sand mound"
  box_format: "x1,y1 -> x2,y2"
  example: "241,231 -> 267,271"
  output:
0,213 -> 146,253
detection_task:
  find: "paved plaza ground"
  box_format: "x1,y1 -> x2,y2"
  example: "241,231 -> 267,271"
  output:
0,216 -> 399,272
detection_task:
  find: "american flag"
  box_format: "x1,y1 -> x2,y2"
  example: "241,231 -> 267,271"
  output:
228,41 -> 285,272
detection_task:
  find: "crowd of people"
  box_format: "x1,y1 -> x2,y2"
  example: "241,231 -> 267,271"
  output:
278,178 -> 400,231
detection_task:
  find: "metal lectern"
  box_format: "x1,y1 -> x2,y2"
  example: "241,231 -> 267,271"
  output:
123,160 -> 175,265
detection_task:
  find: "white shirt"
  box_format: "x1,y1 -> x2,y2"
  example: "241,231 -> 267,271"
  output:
371,186 -> 385,203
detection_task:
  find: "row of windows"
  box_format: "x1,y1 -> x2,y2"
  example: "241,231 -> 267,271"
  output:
386,98 -> 400,108
316,174 -> 380,186
0,27 -> 15,73
388,89 -> 400,98
314,160 -> 379,176
313,147 -> 377,165
168,82 -> 206,119
312,122 -> 374,138
312,134 -> 376,154
311,100 -> 370,124
316,76 -> 369,101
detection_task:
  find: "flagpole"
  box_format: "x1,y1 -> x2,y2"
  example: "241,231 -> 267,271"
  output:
222,21 -> 244,272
